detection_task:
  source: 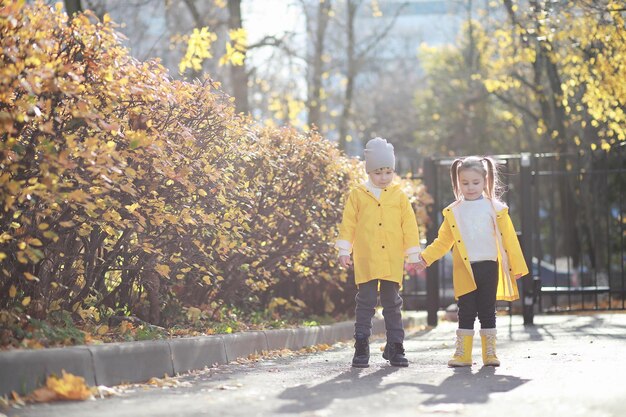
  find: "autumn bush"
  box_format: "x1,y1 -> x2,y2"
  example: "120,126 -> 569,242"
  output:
0,1 -> 430,347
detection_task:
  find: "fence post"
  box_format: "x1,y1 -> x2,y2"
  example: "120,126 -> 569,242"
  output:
423,157 -> 439,326
519,153 -> 535,325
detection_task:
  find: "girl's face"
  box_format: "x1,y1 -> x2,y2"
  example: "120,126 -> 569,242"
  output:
458,169 -> 485,200
369,167 -> 394,188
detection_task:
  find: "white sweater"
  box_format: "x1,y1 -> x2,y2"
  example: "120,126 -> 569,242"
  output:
454,198 -> 498,263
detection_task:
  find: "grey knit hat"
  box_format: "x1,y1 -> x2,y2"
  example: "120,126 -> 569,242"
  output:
364,137 -> 395,173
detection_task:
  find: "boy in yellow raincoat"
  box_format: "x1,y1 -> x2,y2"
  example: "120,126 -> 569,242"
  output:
414,156 -> 529,367
336,137 -> 422,368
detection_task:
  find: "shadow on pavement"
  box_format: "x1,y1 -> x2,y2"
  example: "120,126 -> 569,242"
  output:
510,314 -> 626,342
412,366 -> 529,405
276,364 -> 530,414
517,323 -> 555,341
276,366 -> 401,414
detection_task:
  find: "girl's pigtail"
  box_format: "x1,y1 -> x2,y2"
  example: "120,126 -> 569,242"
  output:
483,157 -> 499,200
450,158 -> 463,200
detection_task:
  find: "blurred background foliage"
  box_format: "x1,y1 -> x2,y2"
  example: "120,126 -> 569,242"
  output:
53,0 -> 626,160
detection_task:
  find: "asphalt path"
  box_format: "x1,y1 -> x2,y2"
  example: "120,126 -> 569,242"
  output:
6,313 -> 626,417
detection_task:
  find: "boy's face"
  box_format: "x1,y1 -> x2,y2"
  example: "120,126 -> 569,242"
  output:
369,167 -> 394,188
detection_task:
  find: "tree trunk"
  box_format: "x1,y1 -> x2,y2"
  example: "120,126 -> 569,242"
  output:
338,0 -> 359,151
228,0 -> 249,114
64,0 -> 82,16
307,0 -> 332,129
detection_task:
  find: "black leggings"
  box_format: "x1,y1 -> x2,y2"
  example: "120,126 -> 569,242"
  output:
457,261 -> 498,330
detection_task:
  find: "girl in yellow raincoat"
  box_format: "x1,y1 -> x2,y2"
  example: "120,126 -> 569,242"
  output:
415,156 -> 528,367
336,137 -> 422,368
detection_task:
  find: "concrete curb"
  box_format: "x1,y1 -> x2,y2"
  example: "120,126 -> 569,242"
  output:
0,311 -> 427,396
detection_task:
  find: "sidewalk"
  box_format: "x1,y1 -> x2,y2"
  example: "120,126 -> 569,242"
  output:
6,312 -> 625,417
0,312 -> 428,396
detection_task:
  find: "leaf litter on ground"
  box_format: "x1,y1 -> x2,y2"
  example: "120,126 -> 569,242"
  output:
2,342 -> 337,410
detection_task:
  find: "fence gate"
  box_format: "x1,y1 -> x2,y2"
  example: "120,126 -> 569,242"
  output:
415,146 -> 626,326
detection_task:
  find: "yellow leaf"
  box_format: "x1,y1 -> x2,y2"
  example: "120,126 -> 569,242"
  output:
22,296 -> 31,306
46,370 -> 92,401
186,307 -> 201,322
97,325 -> 109,335
23,272 -> 40,282
29,238 -> 43,247
179,26 -> 217,73
38,223 -> 49,230
30,386 -> 58,403
155,264 -> 171,278
125,203 -> 140,213
9,285 -> 16,298
198,189 -> 207,197
119,321 -> 133,334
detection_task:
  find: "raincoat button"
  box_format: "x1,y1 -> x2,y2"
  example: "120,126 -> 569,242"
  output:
379,223 -> 382,226
378,204 -> 381,207
382,246 -> 385,249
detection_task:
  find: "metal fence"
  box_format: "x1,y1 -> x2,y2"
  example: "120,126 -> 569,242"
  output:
530,147 -> 625,315
407,145 -> 625,325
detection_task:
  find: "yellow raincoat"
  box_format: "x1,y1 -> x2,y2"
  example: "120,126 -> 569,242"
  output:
337,183 -> 420,285
421,199 -> 529,301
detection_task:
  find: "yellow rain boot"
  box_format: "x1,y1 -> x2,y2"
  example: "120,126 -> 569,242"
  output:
480,328 -> 500,367
448,329 -> 474,367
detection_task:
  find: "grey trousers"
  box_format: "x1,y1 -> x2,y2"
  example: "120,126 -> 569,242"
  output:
354,279 -> 404,343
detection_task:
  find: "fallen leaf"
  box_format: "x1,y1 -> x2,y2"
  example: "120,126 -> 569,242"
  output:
96,325 -> 109,335
218,383 -> 242,390
10,391 -> 25,407
30,387 -> 58,403
46,370 -> 92,401
95,385 -> 120,398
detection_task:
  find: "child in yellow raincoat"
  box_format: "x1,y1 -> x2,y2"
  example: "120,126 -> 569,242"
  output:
336,137 -> 422,368
414,156 -> 529,367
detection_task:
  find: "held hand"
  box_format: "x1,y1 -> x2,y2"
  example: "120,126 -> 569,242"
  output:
411,260 -> 427,273
339,255 -> 353,268
514,273 -> 523,279
406,260 -> 427,274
